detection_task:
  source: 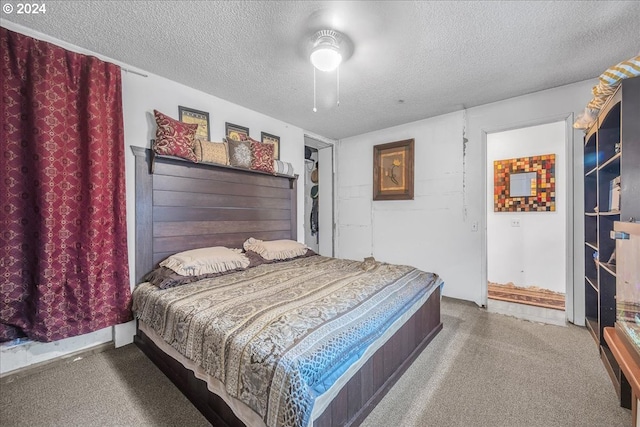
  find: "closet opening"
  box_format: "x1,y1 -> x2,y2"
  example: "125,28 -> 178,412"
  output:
303,135 -> 334,256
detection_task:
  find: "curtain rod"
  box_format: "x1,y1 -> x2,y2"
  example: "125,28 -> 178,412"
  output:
122,68 -> 148,78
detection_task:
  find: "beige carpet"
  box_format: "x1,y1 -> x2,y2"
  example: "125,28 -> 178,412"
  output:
0,297 -> 630,427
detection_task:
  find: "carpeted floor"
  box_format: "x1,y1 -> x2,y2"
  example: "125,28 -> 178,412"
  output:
0,298 -> 630,427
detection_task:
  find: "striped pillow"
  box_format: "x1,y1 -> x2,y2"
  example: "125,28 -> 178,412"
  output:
273,160 -> 294,176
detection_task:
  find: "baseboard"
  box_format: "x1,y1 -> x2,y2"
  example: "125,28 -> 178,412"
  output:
0,342 -> 113,384
487,299 -> 567,326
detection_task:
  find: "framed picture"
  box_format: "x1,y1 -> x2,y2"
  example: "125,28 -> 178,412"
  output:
261,132 -> 281,160
225,122 -> 249,141
493,153 -> 555,212
178,106 -> 210,141
373,139 -> 414,201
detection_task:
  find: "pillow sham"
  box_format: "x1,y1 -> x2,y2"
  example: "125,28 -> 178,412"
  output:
250,140 -> 275,174
244,249 -> 317,267
243,238 -> 310,261
159,246 -> 249,276
142,266 -> 241,290
153,110 -> 198,162
194,139 -> 229,165
227,138 -> 253,169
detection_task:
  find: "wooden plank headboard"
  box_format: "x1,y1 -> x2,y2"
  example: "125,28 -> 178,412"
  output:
131,146 -> 298,283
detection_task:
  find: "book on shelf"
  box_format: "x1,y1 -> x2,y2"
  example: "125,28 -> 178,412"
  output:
609,176 -> 621,212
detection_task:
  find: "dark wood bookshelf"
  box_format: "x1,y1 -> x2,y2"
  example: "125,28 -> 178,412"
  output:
583,76 -> 640,411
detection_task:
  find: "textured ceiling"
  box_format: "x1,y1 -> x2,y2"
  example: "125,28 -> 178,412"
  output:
2,1 -> 639,139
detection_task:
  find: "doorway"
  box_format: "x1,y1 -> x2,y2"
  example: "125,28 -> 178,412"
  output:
485,120 -> 568,325
304,135 -> 334,256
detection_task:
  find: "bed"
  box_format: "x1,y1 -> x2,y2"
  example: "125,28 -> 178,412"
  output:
130,146 -> 443,427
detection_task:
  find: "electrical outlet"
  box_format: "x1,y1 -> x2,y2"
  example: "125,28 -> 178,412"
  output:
511,219 -> 521,227
471,221 -> 479,232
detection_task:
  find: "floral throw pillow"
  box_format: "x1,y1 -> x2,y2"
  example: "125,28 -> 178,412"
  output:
227,138 -> 252,169
250,140 -> 275,174
153,110 -> 198,162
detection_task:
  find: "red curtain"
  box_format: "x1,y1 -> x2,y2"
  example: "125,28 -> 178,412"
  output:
1,28 -> 132,342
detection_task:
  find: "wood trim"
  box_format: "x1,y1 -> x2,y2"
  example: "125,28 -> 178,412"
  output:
604,327 -> 638,421
605,327 -> 640,395
132,146 -> 153,284
290,176 -> 298,241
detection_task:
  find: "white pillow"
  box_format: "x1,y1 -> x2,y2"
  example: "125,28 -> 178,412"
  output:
243,238 -> 309,261
159,246 -> 249,276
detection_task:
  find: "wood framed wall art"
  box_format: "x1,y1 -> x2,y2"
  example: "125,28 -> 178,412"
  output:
373,139 -> 414,200
261,132 -> 280,160
178,106 -> 210,141
225,122 -> 249,141
493,153 -> 555,212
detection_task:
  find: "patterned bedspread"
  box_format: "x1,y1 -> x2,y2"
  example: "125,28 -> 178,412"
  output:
132,255 -> 441,427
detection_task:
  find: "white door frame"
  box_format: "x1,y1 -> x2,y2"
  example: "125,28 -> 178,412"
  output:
480,113 -> 576,323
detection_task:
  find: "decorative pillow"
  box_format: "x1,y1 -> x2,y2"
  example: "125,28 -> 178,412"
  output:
243,238 -> 310,261
142,266 -> 239,290
250,140 -> 275,174
227,138 -> 253,169
194,139 -> 229,165
159,246 -> 249,276
273,160 -> 294,176
153,110 -> 198,162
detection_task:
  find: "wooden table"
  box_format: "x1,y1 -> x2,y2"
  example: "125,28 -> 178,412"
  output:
604,327 -> 640,427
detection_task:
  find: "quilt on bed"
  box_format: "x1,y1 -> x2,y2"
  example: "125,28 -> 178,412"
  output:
132,255 -> 442,427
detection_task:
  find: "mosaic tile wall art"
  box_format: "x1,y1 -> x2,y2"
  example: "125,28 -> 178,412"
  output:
494,154 -> 556,212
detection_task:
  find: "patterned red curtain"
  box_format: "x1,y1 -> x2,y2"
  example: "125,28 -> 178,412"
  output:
1,28 -> 132,342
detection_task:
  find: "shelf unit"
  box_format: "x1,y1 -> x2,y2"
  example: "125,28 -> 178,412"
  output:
583,76 -> 640,408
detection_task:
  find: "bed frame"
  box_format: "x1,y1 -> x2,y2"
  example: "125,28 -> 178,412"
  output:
131,146 -> 442,426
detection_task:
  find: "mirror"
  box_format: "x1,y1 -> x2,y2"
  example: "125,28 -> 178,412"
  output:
509,171 -> 537,197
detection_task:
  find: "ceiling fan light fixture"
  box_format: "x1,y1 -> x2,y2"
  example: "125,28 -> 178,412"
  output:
310,48 -> 342,72
309,29 -> 349,112
310,30 -> 343,72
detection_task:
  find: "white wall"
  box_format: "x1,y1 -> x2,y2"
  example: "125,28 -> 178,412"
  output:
486,121 -> 566,293
336,80 -> 594,325
0,21 -> 306,374
336,111 -> 467,298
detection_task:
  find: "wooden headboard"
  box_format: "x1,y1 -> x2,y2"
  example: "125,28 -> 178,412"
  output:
131,146 -> 298,283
